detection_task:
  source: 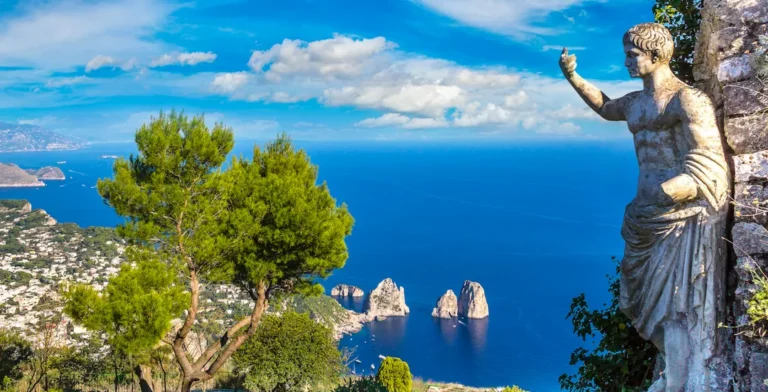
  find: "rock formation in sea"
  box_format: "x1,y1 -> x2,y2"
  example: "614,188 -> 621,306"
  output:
458,280 -> 489,319
331,284 -> 365,297
32,166 -> 65,180
0,163 -> 44,187
431,289 -> 458,319
363,278 -> 409,318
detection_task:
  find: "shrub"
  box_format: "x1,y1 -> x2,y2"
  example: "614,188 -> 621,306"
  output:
375,357 -> 412,392
334,376 -> 388,392
502,387 -> 529,392
233,312 -> 344,391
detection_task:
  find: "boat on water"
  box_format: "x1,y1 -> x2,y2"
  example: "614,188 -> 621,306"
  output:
458,320 -> 467,326
57,161 -> 66,164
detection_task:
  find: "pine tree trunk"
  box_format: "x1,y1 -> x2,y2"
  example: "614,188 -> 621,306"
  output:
134,364 -> 156,392
180,379 -> 193,392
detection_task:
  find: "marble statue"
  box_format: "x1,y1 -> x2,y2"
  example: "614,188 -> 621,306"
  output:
560,23 -> 730,391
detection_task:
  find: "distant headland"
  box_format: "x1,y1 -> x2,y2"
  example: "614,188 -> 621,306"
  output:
0,163 -> 65,187
0,122 -> 84,152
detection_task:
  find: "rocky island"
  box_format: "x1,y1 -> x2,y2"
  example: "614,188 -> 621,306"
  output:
331,283 -> 365,297
0,163 -> 66,187
432,289 -> 458,319
26,166 -> 66,180
458,280 -> 489,319
363,278 -> 409,319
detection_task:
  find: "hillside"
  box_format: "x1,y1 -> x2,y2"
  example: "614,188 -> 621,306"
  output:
0,163 -> 44,187
0,122 -> 83,152
0,199 -> 361,347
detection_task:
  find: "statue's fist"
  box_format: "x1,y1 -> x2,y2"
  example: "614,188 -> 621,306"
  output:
560,48 -> 577,76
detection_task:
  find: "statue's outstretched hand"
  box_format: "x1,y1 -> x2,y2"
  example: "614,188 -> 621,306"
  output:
560,48 -> 577,77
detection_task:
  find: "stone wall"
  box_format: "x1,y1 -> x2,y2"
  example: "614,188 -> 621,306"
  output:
694,1 -> 768,390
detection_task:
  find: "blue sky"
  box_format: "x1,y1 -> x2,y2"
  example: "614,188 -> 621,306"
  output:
0,0 -> 654,141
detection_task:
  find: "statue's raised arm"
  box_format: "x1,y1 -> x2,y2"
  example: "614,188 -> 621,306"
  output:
559,48 -> 627,121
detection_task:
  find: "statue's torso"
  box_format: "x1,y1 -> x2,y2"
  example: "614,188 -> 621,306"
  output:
625,86 -> 689,207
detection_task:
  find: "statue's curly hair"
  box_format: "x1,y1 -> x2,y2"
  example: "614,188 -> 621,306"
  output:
623,23 -> 674,63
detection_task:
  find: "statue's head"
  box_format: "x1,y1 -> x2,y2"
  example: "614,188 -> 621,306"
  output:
622,23 -> 674,78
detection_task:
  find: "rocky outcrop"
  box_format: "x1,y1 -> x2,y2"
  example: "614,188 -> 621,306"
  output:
33,166 -> 65,180
458,281 -> 489,319
363,278 -> 409,317
331,284 -> 364,297
0,163 -> 43,187
431,290 -> 458,319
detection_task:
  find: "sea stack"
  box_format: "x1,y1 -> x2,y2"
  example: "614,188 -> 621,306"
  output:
458,280 -> 489,319
363,278 -> 409,318
331,284 -> 365,297
431,289 -> 458,319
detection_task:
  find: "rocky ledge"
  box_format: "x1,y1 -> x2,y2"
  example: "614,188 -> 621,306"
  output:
331,284 -> 365,297
431,289 -> 458,319
458,280 -> 489,319
363,278 -> 409,318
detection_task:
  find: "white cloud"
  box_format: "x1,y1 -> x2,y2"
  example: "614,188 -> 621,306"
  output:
211,72 -> 251,94
248,35 -> 395,81
45,75 -> 92,88
269,92 -> 306,103
324,84 -> 466,118
356,113 -> 410,127
504,91 -> 529,108
415,0 -> 608,39
356,113 -> 449,129
85,55 -> 117,72
542,45 -> 586,52
0,0 -> 177,70
18,116 -> 58,126
150,51 -> 217,67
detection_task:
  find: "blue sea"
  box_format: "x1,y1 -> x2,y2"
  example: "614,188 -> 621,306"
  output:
0,141 -> 638,392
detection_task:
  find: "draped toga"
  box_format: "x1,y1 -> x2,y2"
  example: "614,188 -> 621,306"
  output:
620,148 -> 729,361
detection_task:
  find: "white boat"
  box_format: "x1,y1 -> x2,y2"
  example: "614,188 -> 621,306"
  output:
378,355 -> 386,360
458,320 -> 467,326
57,161 -> 66,164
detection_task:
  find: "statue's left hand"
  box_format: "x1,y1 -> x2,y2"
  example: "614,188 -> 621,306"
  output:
660,175 -> 698,204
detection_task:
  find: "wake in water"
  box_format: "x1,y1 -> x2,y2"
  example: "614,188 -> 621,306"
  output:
68,170 -> 86,176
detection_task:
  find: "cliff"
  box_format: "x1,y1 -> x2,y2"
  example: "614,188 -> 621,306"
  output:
458,281 -> 489,319
363,278 -> 409,318
432,290 -> 458,319
331,284 -> 365,297
0,163 -> 44,187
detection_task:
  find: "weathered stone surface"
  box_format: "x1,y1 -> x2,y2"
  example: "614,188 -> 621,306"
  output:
735,183 -> 768,225
363,278 -> 409,317
711,26 -> 750,61
718,54 -> 754,83
331,284 -> 364,297
724,80 -> 768,116
457,281 -> 489,319
431,290 -> 458,319
750,352 -> 768,392
708,0 -> 768,26
733,222 -> 768,257
734,151 -> 768,183
726,114 -> 768,154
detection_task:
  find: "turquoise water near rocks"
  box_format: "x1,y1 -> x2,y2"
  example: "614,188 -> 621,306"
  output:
0,141 -> 638,391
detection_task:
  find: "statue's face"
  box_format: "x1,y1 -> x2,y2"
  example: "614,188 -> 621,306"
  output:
624,42 -> 659,78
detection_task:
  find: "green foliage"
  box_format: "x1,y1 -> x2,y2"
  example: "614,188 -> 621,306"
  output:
224,133 -> 355,296
334,377 -> 388,392
502,387 -> 529,392
0,199 -> 28,209
50,339 -> 107,390
0,329 -> 33,381
653,0 -> 702,85
278,294 -> 349,329
62,247 -> 189,356
0,269 -> 32,286
0,376 -> 15,392
0,237 -> 25,254
16,209 -> 50,230
375,357 -> 412,392
559,257 -> 658,392
233,312 -> 344,392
